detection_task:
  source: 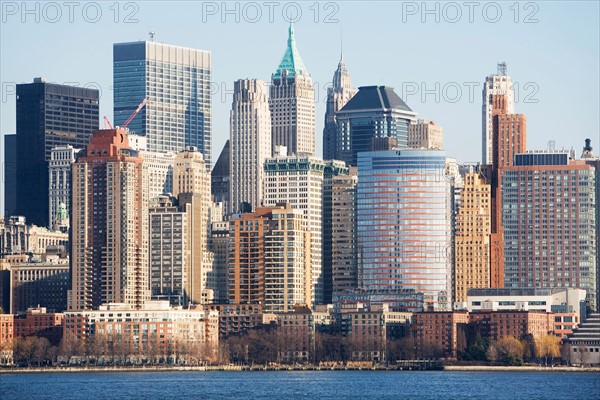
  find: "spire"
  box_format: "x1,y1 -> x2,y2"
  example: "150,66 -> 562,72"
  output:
273,24 -> 309,80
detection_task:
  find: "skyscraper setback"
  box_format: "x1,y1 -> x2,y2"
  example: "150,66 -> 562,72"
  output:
69,129 -> 148,311
270,25 -> 315,156
16,78 -> 99,227
113,40 -> 212,164
482,62 -> 515,165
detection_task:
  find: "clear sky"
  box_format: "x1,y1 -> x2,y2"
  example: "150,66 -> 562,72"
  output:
1,1 -> 599,169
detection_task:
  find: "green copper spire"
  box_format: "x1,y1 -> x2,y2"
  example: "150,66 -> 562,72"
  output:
273,24 -> 309,80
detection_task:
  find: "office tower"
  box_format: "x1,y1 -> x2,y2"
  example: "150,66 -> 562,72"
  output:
503,151 -> 597,310
16,78 -> 99,227
149,195 -> 189,306
357,149 -> 453,311
263,153 -> 334,305
332,167 -> 358,295
172,149 -> 214,304
48,146 -> 80,231
321,160 -> 350,303
270,25 -> 315,156
2,134 -> 17,217
113,40 -> 211,163
323,55 -> 356,160
229,205 -> 311,312
336,86 -> 417,166
454,167 -> 492,304
230,79 -> 272,213
408,119 -> 444,149
141,150 -> 176,201
69,129 -> 147,311
482,62 -> 515,165
211,140 -> 230,215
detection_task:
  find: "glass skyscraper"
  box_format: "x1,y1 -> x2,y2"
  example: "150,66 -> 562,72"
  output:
357,149 -> 453,311
113,41 -> 211,165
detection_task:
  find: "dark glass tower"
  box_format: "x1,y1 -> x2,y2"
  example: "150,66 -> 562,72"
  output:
16,78 -> 99,227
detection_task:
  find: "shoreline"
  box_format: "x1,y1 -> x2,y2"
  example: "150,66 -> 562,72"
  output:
1,365 -> 599,374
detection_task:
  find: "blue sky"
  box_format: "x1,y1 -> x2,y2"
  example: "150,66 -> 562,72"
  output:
1,1 -> 599,168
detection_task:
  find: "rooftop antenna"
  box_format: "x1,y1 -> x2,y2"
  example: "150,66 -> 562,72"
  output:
149,32 -> 156,41
497,61 -> 507,75
548,140 -> 556,151
340,27 -> 343,62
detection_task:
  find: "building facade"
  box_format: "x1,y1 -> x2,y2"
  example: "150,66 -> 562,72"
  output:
69,129 -> 148,311
113,41 -> 211,163
48,146 -> 80,231
482,63 -> 515,165
16,78 -> 99,227
230,79 -> 272,213
357,150 -> 453,311
454,167 -> 492,304
503,153 -> 597,310
335,86 -> 417,166
270,25 -> 315,156
408,119 -> 444,150
323,55 -> 356,160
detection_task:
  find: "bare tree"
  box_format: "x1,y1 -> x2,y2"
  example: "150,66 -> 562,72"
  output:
33,337 -> 51,366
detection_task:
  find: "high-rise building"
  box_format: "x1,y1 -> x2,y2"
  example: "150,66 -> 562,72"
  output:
230,79 -> 272,213
332,168 -> 358,295
140,150 -> 176,202
172,149 -> 214,304
149,195 -> 189,307
229,205 -> 311,312
16,78 -> 99,227
503,151 -> 597,310
408,119 -> 444,149
113,40 -> 211,163
2,133 -> 17,218
323,55 -> 356,160
209,221 -> 230,303
263,153 -> 331,305
357,150 -> 453,311
48,146 -> 81,231
270,25 -> 315,156
69,129 -> 147,311
321,161 -> 349,303
454,167 -> 492,304
211,140 -> 230,215
482,62 -> 515,165
336,86 -> 417,166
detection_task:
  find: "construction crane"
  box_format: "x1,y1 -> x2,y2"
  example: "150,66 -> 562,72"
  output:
121,98 -> 148,129
103,116 -> 113,129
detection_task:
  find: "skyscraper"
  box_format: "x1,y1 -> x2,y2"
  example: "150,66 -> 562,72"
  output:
335,86 -> 417,166
172,149 -> 214,304
48,145 -> 81,232
229,204 -> 311,312
113,40 -> 211,164
69,129 -> 147,311
482,62 -> 515,165
211,140 -> 230,215
16,78 -> 99,227
270,25 -> 315,156
454,167 -> 491,304
230,79 -> 272,213
332,168 -> 358,295
503,151 -> 597,310
3,134 -> 17,217
357,149 -> 453,311
263,153 -> 344,305
323,55 -> 356,160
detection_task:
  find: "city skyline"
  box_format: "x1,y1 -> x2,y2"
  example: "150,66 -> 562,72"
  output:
1,2 -> 598,172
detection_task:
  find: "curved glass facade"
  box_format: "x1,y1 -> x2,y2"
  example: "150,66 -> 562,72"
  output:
357,150 -> 452,310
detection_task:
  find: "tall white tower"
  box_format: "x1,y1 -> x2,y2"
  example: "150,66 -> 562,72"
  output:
482,62 -> 515,164
230,79 -> 272,213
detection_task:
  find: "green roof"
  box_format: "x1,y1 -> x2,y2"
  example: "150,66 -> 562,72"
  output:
273,25 -> 309,80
